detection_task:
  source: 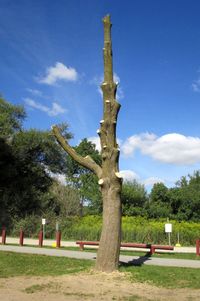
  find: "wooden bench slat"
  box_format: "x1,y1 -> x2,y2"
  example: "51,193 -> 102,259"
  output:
76,241 -> 174,254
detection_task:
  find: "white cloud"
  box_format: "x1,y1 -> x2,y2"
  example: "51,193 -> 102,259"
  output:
92,73 -> 124,100
37,62 -> 78,85
114,73 -> 124,100
119,170 -> 164,186
191,68 -> 200,92
97,86 -> 102,96
88,136 -> 122,153
121,132 -> 200,165
192,78 -> 200,92
113,73 -> 120,84
119,170 -> 139,181
122,133 -> 156,156
53,173 -> 66,185
24,98 -> 66,116
142,177 -> 164,186
26,88 -> 43,97
88,136 -> 101,152
115,169 -> 165,187
50,102 -> 67,116
47,170 -> 66,185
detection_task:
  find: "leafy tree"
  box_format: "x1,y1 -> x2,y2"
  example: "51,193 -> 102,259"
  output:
150,182 -> 169,203
147,172 -> 200,221
0,96 -> 26,137
121,180 -> 147,216
146,183 -> 171,218
170,171 -> 200,221
65,138 -> 102,214
146,202 -> 172,219
47,181 -> 81,217
0,97 -> 73,227
167,187 -> 182,216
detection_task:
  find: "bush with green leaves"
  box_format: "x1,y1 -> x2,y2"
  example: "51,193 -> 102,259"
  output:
10,215 -> 200,246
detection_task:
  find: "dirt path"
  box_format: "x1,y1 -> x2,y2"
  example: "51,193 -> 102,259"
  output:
0,272 -> 200,301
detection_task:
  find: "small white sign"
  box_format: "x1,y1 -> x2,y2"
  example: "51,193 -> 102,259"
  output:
165,223 -> 172,233
42,218 -> 46,225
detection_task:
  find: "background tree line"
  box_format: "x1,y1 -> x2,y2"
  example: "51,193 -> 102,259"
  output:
1,97 -> 200,231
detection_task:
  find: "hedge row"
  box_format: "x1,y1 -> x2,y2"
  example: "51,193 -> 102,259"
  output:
9,215 -> 200,246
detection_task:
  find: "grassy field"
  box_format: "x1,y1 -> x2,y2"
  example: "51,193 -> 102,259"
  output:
0,251 -> 92,277
121,265 -> 200,289
0,251 -> 200,289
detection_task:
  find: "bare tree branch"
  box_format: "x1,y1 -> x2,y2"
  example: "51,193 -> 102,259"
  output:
52,125 -> 102,178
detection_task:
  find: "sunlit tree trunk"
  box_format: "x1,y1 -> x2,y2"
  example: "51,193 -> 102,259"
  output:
52,15 -> 122,272
95,15 -> 122,272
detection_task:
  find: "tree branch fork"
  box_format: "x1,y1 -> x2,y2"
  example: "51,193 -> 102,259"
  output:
51,125 -> 102,179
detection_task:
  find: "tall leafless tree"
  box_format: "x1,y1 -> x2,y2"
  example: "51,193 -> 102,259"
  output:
52,15 -> 122,272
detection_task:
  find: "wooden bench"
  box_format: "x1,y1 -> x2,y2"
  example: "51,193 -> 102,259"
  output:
76,241 -> 174,254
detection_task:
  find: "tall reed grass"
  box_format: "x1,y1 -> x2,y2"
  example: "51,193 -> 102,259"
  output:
10,215 -> 200,246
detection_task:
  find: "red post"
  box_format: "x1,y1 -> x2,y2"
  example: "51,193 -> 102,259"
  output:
56,230 -> 61,248
38,230 -> 43,247
196,239 -> 200,256
150,245 -> 155,255
80,242 -> 84,251
19,229 -> 24,246
2,228 -> 6,245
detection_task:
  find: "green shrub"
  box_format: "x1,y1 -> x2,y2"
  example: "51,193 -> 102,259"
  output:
9,215 -> 200,246
11,215 -> 41,238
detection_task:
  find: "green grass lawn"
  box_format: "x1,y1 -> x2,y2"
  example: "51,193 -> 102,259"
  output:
0,251 -> 200,289
121,264 -> 200,289
0,251 -> 92,277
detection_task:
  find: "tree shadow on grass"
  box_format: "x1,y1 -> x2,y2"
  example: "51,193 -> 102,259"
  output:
119,252 -> 152,267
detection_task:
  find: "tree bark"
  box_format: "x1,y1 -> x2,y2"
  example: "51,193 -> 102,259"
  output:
95,15 -> 122,272
52,15 -> 122,273
95,181 -> 122,272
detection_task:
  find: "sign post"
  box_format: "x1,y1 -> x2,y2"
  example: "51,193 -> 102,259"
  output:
56,222 -> 59,232
42,218 -> 46,240
165,223 -> 172,245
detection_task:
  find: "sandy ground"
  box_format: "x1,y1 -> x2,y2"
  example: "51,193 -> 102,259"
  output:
0,272 -> 200,301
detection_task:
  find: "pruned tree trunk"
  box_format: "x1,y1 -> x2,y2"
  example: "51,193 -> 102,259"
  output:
95,15 -> 122,272
52,15 -> 122,273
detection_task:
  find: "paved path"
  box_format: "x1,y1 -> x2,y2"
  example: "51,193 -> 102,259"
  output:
1,237 -> 197,253
0,244 -> 200,269
3,237 -> 78,248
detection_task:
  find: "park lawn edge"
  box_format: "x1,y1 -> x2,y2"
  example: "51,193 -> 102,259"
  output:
0,251 -> 200,289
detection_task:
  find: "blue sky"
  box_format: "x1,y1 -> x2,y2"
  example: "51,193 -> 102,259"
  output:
1,0 -> 200,189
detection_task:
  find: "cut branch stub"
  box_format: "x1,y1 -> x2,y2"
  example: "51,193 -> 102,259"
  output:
98,178 -> 104,186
